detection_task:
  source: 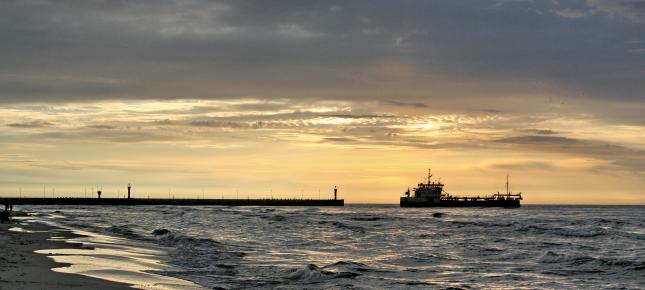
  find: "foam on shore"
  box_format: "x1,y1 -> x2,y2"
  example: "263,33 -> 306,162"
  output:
0,219 -> 131,289
11,213 -> 203,290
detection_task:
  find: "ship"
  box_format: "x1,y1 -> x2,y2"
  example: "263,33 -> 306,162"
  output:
400,169 -> 522,208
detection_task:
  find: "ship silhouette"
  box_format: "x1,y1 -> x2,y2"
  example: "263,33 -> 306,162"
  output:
400,169 -> 522,208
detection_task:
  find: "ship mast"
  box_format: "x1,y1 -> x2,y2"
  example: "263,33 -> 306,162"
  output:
506,174 -> 510,197
428,169 -> 433,184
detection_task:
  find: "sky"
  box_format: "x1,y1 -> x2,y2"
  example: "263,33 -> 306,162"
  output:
1,0 -> 644,204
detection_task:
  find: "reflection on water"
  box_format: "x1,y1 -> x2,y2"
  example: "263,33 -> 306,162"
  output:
8,226 -> 34,233
35,227 -> 202,290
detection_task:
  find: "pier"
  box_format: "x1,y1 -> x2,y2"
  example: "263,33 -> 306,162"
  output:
3,184 -> 344,207
4,197 -> 344,207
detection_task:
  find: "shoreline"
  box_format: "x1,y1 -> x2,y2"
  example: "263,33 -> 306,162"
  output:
1,211 -> 203,290
0,217 -> 132,289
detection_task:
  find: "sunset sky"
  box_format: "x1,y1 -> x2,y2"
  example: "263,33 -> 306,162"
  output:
1,0 -> 644,204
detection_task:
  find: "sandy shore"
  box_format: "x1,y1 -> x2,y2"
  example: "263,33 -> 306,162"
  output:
0,216 -> 132,290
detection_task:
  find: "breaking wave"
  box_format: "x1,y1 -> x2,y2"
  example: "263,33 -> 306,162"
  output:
286,263 -> 361,283
153,229 -> 245,269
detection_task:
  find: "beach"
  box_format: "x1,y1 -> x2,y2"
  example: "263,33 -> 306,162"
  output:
1,211 -> 204,290
0,219 -> 130,289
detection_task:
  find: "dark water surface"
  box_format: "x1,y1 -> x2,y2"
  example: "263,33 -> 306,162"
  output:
25,205 -> 645,289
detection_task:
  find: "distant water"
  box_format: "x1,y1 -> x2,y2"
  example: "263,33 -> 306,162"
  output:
23,205 -> 645,289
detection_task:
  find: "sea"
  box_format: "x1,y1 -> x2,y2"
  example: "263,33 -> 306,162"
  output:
18,205 -> 645,289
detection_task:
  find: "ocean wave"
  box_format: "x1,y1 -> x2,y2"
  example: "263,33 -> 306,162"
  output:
619,230 -> 645,241
105,224 -> 139,237
267,214 -> 286,222
350,216 -> 383,221
598,258 -> 645,271
152,228 -> 171,235
322,261 -> 372,272
555,228 -> 607,238
539,251 -> 644,271
596,218 -> 624,225
516,224 -> 550,233
517,224 -> 607,238
539,251 -> 595,265
396,280 -> 436,286
451,220 -> 518,228
152,229 -> 245,269
318,221 -> 366,233
286,264 -> 359,283
284,239 -> 335,248
385,253 -> 448,266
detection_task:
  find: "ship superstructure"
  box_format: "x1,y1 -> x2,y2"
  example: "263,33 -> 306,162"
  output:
400,169 -> 522,208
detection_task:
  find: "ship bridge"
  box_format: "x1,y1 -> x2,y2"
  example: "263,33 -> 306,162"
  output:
405,169 -> 444,203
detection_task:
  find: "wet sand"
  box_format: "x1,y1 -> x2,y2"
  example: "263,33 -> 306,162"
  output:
0,219 -> 131,289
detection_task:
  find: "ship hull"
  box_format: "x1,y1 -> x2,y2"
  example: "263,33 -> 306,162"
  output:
400,198 -> 520,208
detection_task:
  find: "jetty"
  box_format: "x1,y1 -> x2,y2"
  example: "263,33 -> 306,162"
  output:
5,197 -> 344,207
3,184 -> 344,207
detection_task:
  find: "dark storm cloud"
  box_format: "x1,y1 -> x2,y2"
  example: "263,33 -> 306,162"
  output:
1,0 -> 644,105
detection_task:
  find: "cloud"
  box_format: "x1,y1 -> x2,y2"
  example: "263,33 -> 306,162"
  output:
0,0 -> 643,106
276,23 -> 319,39
496,135 -> 578,144
6,121 -> 53,128
0,0 -> 643,187
189,119 -> 264,129
381,100 -> 428,108
87,124 -> 117,129
553,9 -> 589,19
495,135 -> 645,173
35,128 -> 185,144
520,129 -> 558,135
0,72 -> 137,102
588,0 -> 645,23
323,137 -> 355,142
0,153 -> 41,164
323,114 -> 395,119
491,161 -> 554,171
